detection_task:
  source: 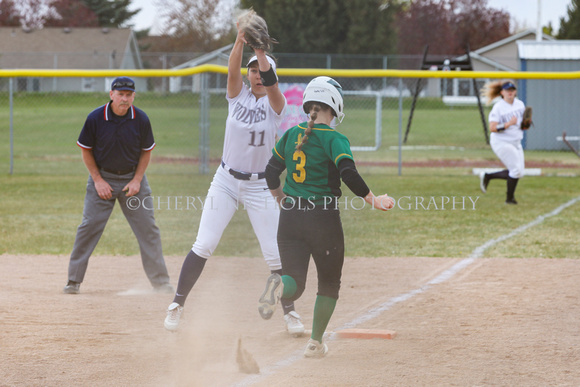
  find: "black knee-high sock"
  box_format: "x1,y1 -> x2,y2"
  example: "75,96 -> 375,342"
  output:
487,169 -> 509,180
507,177 -> 519,201
173,250 -> 207,306
271,269 -> 295,315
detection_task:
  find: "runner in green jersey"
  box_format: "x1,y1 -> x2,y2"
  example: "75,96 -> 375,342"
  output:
272,121 -> 353,206
259,76 -> 395,358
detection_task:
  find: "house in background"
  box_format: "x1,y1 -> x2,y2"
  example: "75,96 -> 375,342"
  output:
169,44 -> 232,93
427,28 -> 556,100
466,28 -> 556,72
0,27 -> 144,92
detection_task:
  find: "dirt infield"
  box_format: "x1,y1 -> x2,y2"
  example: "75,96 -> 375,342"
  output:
1,254 -> 579,386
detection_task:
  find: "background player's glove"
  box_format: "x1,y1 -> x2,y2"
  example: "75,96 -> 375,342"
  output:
237,9 -> 277,51
521,107 -> 533,130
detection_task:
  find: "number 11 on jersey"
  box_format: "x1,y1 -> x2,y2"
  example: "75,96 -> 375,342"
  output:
249,130 -> 265,147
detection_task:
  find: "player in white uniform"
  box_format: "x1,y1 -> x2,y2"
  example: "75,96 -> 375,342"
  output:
479,80 -> 526,204
163,24 -> 304,336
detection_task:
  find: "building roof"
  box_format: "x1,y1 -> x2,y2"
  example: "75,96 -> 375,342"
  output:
0,27 -> 142,69
455,28 -> 556,71
517,40 -> 580,60
172,44 -> 233,69
467,52 -> 514,72
473,28 -> 555,55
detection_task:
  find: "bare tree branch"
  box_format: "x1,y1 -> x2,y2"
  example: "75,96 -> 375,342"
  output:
14,0 -> 60,29
153,0 -> 236,52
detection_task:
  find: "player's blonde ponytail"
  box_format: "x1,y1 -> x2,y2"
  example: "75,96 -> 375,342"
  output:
481,79 -> 516,105
296,104 -> 320,151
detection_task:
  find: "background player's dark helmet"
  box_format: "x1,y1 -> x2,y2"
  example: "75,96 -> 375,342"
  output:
302,76 -> 345,123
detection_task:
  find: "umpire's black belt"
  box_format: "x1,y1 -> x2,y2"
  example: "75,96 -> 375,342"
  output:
100,166 -> 136,175
221,161 -> 265,181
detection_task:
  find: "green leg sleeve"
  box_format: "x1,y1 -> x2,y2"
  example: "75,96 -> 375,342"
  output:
281,275 -> 297,299
311,295 -> 337,343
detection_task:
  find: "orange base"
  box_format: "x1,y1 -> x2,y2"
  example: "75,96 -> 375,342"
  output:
335,328 -> 396,339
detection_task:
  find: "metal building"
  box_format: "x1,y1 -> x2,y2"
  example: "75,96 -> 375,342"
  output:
517,40 -> 580,150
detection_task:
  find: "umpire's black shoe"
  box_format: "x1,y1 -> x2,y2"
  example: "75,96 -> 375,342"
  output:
63,280 -> 80,294
505,198 -> 518,205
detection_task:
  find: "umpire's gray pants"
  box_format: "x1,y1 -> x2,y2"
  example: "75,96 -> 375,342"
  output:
67,171 -> 170,287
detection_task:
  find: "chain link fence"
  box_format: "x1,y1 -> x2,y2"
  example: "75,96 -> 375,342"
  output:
1,66 -> 578,176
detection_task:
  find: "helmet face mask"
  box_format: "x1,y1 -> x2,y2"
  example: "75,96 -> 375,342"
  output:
302,76 -> 345,123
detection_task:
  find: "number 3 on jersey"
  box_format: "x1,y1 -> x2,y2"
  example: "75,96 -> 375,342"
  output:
293,150 -> 306,183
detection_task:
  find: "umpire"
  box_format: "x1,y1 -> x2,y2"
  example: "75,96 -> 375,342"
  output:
64,77 -> 172,294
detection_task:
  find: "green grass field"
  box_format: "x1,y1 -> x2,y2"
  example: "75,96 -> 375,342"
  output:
1,92 -> 579,258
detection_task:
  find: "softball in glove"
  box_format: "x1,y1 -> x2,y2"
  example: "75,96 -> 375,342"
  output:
521,106 -> 533,130
238,9 -> 277,51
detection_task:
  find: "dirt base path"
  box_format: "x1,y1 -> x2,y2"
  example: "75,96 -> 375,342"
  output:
1,254 -> 579,386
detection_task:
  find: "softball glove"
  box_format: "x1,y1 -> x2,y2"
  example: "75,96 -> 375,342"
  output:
238,9 -> 277,51
521,106 -> 533,130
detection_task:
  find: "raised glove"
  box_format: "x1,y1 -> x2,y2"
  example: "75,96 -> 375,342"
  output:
521,106 -> 533,130
238,9 -> 277,51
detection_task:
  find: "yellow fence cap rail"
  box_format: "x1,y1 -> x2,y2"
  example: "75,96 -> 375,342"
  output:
1,65 -> 580,80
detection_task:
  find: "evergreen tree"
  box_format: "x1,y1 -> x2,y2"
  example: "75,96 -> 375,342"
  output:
82,0 -> 139,28
239,0 -> 400,54
557,0 -> 580,39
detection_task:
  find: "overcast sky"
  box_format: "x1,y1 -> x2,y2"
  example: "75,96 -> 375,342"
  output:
127,0 -> 572,36
487,0 -> 570,31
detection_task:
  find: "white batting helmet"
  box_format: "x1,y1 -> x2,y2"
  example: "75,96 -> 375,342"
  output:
302,76 -> 345,123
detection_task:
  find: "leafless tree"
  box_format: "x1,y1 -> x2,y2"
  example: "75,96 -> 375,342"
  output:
13,0 -> 60,29
44,0 -> 99,27
0,0 -> 19,26
152,0 -> 236,52
396,0 -> 510,56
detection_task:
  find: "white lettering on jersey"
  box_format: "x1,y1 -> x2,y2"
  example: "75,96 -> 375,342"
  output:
222,85 -> 287,173
232,102 -> 267,124
489,98 -> 525,142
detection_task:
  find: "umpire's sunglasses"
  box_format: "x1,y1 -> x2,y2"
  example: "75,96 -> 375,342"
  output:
112,81 -> 135,90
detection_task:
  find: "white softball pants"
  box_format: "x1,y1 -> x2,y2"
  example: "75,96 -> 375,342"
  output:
191,165 -> 281,270
490,137 -> 525,179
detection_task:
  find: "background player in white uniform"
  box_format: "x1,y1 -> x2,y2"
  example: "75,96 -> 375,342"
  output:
479,80 -> 526,204
163,24 -> 304,336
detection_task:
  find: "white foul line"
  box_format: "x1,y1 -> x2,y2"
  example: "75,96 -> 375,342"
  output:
233,195 -> 580,387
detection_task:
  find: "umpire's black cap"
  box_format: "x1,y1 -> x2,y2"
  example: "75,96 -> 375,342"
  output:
111,77 -> 135,92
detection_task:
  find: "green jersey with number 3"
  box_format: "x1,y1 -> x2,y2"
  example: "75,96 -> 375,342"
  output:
272,122 -> 354,203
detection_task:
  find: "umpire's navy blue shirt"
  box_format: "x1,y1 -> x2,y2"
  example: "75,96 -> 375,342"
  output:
77,101 -> 155,171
